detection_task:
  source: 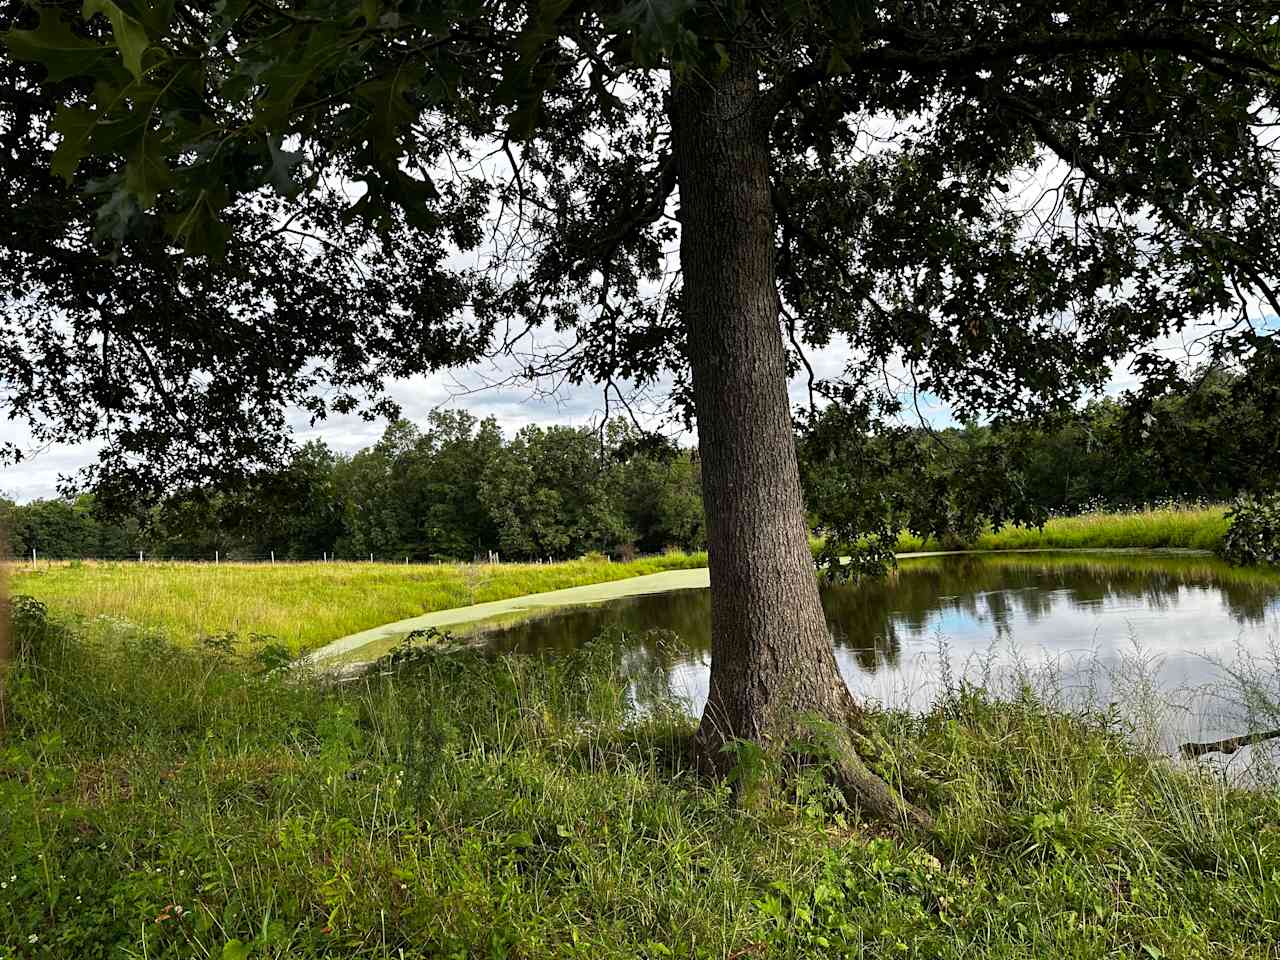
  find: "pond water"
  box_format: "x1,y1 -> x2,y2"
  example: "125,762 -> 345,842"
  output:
468,552 -> 1280,753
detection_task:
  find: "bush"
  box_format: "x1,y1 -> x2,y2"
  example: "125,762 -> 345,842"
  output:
8,594 -> 49,663
1219,492 -> 1280,566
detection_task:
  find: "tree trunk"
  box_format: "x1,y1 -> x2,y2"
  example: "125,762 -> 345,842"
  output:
670,61 -> 929,828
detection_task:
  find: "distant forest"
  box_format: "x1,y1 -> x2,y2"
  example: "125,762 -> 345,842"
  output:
6,364 -> 1276,561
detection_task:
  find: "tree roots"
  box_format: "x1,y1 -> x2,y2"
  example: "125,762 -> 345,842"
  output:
695,708 -> 935,834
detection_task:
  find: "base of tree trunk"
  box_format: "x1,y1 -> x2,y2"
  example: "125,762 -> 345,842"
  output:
693,673 -> 935,833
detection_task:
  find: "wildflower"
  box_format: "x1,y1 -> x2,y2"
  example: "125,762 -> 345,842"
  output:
1,882 -> 7,890
27,935 -> 38,944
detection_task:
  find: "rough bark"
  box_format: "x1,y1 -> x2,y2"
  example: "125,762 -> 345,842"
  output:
670,61 -> 931,830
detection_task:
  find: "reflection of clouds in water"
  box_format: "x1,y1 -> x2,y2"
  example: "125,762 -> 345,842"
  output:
481,553 -> 1280,752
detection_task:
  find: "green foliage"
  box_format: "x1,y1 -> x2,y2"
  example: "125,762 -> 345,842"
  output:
1221,492 -> 1280,567
802,360 -> 1277,572
929,504 -> 1230,554
3,617 -> 1279,957
4,412 -> 704,564
2,0 -> 1276,538
8,551 -> 707,652
8,594 -> 49,663
0,15 -> 493,501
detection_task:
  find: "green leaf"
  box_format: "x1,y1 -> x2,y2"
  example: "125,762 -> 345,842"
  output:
124,137 -> 173,209
82,0 -> 151,80
50,105 -> 100,182
137,0 -> 177,35
221,940 -> 252,960
3,10 -> 110,82
506,99 -> 542,142
712,41 -> 729,76
266,136 -> 304,197
166,187 -> 230,258
354,64 -> 424,162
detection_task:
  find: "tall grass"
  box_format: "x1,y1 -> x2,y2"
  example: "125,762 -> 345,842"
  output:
895,503 -> 1230,553
6,552 -> 706,653
2,608 -> 1277,958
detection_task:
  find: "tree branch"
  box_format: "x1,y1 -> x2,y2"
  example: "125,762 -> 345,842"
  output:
763,27 -> 1280,120
1002,93 -> 1280,321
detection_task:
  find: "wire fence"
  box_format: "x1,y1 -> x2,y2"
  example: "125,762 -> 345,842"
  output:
11,548 -> 615,567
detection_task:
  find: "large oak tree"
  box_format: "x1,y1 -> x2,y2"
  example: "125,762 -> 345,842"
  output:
5,0 -> 1279,823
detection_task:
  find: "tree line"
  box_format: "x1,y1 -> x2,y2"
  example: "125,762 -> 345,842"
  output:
6,363 -> 1275,563
4,411 -> 704,562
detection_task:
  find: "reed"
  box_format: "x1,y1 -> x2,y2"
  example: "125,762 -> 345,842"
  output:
895,503 -> 1230,553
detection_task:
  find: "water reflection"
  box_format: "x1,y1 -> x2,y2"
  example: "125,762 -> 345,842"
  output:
472,552 -> 1280,746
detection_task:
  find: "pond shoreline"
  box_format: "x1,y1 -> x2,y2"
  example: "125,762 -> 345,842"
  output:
305,546 -> 1227,666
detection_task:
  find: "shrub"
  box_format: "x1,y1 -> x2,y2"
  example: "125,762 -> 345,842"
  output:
8,594 -> 49,663
1219,492 -> 1280,566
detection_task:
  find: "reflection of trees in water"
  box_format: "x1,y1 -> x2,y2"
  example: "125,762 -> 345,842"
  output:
476,554 -> 1280,688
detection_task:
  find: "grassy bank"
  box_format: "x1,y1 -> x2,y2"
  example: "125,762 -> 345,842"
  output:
6,552 -> 706,654
0,504 -> 1237,653
2,609 -> 1278,958
894,504 -> 1230,553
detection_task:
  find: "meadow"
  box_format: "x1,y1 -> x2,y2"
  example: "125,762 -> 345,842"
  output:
2,605 -> 1277,958
6,552 -> 706,654
893,503 -> 1230,553
4,505 -> 1232,654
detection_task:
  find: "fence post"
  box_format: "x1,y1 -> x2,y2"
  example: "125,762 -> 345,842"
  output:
138,550 -> 143,562
270,550 -> 275,564
215,550 -> 219,564
369,552 -> 374,563
31,547 -> 36,565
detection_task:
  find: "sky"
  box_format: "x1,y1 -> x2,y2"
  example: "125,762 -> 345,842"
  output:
0,334 -> 878,502
1,126 -> 1266,504
0,281 -> 1258,504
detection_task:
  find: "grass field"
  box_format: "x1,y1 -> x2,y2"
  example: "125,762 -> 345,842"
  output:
7,553 -> 706,653
3,608 -> 1278,959
893,503 -> 1230,553
6,506 -> 1234,653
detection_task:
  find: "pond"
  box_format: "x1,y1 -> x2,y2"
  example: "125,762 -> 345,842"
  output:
467,552 -> 1280,755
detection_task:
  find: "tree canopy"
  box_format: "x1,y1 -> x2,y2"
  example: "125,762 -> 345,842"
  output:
5,0 -> 1279,820
1,1 -> 493,507
3,1 -> 1277,519
0,0 -> 1274,491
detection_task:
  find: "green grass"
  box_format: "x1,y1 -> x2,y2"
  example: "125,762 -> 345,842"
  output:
2,608 -> 1278,959
894,504 -> 1230,553
6,552 -> 706,654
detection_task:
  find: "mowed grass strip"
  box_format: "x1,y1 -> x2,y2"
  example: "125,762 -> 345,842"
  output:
894,504 -> 1230,553
7,552 -> 706,653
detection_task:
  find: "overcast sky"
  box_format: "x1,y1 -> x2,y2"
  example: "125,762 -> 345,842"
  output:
3,289 -> 1264,504
0,335 -> 880,503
